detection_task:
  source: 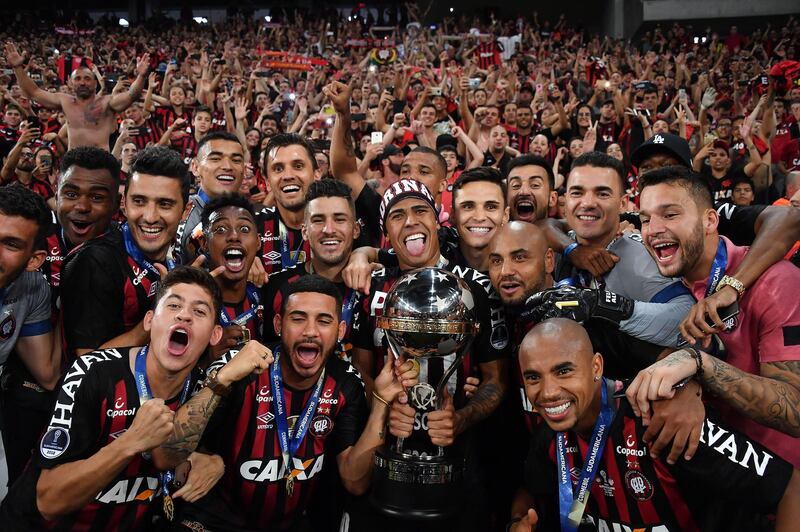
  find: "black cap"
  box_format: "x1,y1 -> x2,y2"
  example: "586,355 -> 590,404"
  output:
631,133 -> 692,169
436,134 -> 458,152
380,144 -> 402,160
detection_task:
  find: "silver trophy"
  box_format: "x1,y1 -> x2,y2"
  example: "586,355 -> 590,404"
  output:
370,267 -> 479,520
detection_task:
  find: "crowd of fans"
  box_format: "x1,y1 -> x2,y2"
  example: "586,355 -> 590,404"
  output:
0,6 -> 799,532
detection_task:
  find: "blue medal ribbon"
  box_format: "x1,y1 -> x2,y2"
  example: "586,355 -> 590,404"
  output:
134,346 -> 192,500
219,284 -> 261,328
556,378 -> 614,532
705,238 -> 728,298
121,223 -> 175,275
279,220 -> 305,269
196,188 -> 210,205
340,288 -> 358,331
270,347 -> 326,483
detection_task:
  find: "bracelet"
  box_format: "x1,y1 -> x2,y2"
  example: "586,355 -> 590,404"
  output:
687,347 -> 704,380
372,390 -> 391,407
564,242 -> 579,258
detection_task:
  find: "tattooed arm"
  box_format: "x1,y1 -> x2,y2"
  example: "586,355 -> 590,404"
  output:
453,359 -> 508,436
627,349 -> 800,437
703,357 -> 800,437
152,341 -> 273,470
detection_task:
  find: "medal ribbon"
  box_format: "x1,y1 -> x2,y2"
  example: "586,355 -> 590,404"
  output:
279,219 -> 305,269
556,378 -> 614,532
134,346 -> 192,501
704,238 -> 728,298
270,347 -> 326,486
219,284 -> 261,327
196,188 -> 210,205
121,222 -> 175,276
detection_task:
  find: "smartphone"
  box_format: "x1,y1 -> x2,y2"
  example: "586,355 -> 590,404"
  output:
392,100 -> 406,115
676,301 -> 740,347
371,131 -> 384,144
678,88 -> 686,100
351,113 -> 366,122
535,83 -> 543,92
468,78 -> 481,89
321,105 -> 336,116
189,53 -> 201,60
255,71 -> 271,78
429,87 -> 442,97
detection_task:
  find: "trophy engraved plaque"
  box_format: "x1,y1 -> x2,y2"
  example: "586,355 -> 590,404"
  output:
370,267 -> 479,520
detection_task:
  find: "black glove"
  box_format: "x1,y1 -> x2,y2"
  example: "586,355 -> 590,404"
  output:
525,286 -> 634,325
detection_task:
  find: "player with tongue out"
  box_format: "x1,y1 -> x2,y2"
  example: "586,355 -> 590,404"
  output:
200,193 -> 264,363
348,178 -> 511,530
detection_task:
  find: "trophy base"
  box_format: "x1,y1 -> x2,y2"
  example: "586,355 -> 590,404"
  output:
369,447 -> 464,521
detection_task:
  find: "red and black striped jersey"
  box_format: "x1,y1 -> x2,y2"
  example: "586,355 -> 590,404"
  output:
153,106 -> 193,132
509,131 -> 533,154
128,119 -> 162,150
210,110 -> 228,132
180,349 -> 367,529
350,260 -> 509,456
254,207 -> 310,276
169,133 -> 199,165
473,41 -> 502,70
3,348 -> 201,531
8,174 -> 55,201
524,399 -> 793,532
61,226 -> 161,356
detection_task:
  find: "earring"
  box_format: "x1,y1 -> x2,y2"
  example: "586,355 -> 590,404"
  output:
593,375 -> 601,382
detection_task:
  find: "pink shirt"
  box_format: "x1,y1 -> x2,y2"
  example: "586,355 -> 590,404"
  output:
689,236 -> 800,468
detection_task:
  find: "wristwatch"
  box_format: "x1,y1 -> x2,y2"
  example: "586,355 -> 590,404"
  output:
716,275 -> 745,298
203,369 -> 231,397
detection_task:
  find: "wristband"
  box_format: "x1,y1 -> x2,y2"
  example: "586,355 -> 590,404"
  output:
563,242 -> 579,258
687,347 -> 704,380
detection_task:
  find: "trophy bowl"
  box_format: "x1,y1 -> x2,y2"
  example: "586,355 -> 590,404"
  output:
376,267 -> 479,359
370,267 -> 480,520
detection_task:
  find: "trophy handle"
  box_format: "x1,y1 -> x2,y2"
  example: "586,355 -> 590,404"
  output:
432,336 -> 474,458
385,335 -> 408,455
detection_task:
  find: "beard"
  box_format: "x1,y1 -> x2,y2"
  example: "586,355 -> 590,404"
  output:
676,222 -> 706,278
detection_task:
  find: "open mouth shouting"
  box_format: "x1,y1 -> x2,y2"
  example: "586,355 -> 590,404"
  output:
67,218 -> 94,238
650,239 -> 680,265
222,245 -> 247,273
294,341 -> 322,370
167,325 -> 191,356
403,232 -> 427,257
514,196 -> 536,221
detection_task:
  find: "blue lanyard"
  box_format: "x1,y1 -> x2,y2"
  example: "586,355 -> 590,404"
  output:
196,188 -> 210,205
134,346 -> 192,498
340,288 -> 358,330
279,220 -> 305,269
556,379 -> 614,532
270,347 -> 326,479
121,223 -> 174,276
705,238 -> 728,298
219,284 -> 261,327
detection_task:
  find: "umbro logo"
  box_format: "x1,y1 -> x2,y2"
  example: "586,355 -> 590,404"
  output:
265,251 -> 281,263
257,412 -> 275,429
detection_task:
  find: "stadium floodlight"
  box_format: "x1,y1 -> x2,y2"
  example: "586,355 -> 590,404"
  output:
193,16 -> 208,24
265,16 -> 272,22
119,18 -> 129,27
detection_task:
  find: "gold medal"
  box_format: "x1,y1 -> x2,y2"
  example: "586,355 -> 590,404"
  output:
239,325 -> 250,346
285,472 -> 295,496
163,493 -> 175,522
